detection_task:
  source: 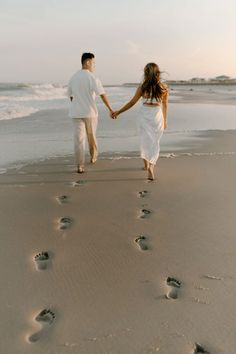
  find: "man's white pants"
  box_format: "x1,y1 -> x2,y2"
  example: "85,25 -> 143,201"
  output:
73,117 -> 98,167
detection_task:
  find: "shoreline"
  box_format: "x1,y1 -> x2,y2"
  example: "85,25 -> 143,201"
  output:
1,86 -> 236,171
1,129 -> 236,174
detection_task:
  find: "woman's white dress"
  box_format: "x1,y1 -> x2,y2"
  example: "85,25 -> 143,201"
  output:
137,98 -> 164,165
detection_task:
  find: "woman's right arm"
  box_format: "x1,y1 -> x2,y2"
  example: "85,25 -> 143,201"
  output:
114,87 -> 142,117
162,89 -> 168,129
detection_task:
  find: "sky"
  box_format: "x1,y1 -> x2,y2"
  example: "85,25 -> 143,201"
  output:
0,0 -> 236,84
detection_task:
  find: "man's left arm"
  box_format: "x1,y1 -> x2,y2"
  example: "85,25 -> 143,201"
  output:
93,77 -> 114,117
100,94 -> 113,115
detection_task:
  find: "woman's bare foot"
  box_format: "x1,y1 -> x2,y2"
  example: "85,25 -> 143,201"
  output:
143,159 -> 149,170
147,164 -> 155,180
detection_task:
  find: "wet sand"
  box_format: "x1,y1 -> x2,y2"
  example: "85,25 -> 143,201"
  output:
168,85 -> 236,105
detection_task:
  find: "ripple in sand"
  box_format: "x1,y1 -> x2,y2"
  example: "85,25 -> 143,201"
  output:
202,274 -> 222,280
192,297 -> 210,305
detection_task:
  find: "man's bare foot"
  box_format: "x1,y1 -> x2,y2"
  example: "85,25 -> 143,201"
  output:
147,165 -> 155,180
90,157 -> 97,164
143,159 -> 149,170
77,166 -> 85,173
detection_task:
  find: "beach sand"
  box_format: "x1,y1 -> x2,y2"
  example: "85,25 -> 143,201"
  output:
0,131 -> 236,354
169,86 -> 236,105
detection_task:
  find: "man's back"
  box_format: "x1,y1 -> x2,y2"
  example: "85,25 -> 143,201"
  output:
68,69 -> 104,119
68,52 -> 113,173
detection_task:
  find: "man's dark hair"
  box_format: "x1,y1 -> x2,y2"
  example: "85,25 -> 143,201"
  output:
81,52 -> 95,65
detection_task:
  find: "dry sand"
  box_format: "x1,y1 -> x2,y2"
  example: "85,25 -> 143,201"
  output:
0,131 -> 236,354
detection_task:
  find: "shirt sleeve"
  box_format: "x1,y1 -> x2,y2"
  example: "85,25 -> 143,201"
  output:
92,76 -> 105,96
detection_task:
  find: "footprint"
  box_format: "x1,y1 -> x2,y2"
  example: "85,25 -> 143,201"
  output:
56,195 -> 68,204
71,180 -> 86,187
139,208 -> 151,219
138,190 -> 149,198
58,217 -> 72,230
34,252 -> 50,270
194,343 -> 210,354
28,309 -> 55,343
135,236 -> 149,251
165,277 -> 181,299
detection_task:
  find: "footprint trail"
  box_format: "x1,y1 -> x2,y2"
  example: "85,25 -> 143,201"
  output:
139,208 -> 151,219
165,277 -> 181,299
27,309 -> 55,343
138,190 -> 149,198
194,343 -> 210,354
58,217 -> 72,230
56,195 -> 69,204
135,236 -> 149,251
34,252 -> 50,270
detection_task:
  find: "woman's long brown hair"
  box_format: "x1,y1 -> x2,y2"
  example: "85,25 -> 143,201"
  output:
140,63 -> 167,102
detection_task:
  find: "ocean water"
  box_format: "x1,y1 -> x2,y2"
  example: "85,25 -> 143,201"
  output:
0,83 -> 67,120
1,82 -> 236,122
0,83 -> 236,170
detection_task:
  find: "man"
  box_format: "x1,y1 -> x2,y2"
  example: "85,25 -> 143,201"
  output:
68,52 -> 113,173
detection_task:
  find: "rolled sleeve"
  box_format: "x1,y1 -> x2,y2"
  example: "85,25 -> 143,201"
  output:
93,77 -> 105,96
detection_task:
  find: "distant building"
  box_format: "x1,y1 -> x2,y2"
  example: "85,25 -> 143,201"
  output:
208,75 -> 235,84
145,75 -> 236,86
214,75 -> 231,81
190,77 -> 206,84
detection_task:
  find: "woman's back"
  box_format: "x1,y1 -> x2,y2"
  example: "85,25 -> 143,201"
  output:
142,82 -> 168,105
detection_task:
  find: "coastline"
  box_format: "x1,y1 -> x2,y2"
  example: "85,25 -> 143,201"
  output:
1,103 -> 236,172
169,87 -> 236,105
1,127 -> 236,175
1,84 -> 236,172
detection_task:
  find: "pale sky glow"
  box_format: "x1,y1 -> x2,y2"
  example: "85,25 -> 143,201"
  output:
1,0 -> 236,84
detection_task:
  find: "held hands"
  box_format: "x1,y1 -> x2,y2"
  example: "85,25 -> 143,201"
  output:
111,111 -> 119,119
109,109 -> 119,119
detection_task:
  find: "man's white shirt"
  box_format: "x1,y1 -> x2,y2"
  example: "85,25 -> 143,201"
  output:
67,69 -> 105,119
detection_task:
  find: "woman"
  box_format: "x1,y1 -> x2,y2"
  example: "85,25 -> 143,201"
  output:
112,63 -> 168,180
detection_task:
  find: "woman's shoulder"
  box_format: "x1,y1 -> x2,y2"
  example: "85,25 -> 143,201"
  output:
160,82 -> 169,97
160,82 -> 168,90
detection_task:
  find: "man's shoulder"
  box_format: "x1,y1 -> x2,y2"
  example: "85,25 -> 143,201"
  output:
72,70 -> 83,78
75,70 -> 97,79
86,71 -> 99,83
69,70 -> 92,84
86,72 -> 104,90
69,70 -> 79,81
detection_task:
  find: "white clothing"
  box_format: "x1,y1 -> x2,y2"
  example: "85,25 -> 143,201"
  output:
137,104 -> 164,165
73,118 -> 98,167
68,69 -> 105,119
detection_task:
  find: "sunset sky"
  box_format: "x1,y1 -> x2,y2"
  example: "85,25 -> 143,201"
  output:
1,0 -> 236,84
